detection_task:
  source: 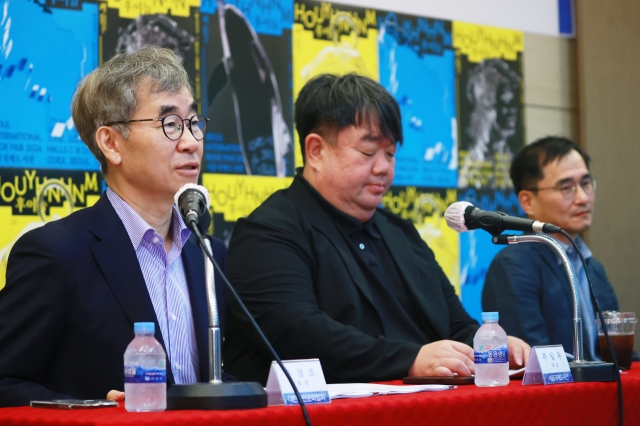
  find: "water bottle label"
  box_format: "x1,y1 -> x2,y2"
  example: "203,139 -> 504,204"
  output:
474,344 -> 508,364
124,366 -> 166,384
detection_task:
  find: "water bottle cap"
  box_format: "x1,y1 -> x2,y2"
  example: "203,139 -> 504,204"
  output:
481,312 -> 499,322
134,322 -> 155,333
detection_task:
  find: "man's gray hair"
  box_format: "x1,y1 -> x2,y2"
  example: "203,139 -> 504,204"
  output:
71,45 -> 193,175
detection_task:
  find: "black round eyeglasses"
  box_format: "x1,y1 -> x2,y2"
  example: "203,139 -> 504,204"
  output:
104,114 -> 209,141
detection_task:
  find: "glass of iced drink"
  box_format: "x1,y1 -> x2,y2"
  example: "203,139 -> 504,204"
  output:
596,311 -> 637,370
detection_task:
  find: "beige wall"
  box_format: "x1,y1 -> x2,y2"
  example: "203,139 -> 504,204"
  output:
523,32 -> 579,144
576,1 -> 640,354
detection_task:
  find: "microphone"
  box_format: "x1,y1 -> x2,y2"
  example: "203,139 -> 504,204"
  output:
444,201 -> 561,235
168,183 -> 269,410
175,183 -> 211,231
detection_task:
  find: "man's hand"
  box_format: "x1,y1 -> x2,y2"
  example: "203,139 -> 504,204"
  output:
507,336 -> 530,368
106,390 -> 125,401
408,340 -> 475,377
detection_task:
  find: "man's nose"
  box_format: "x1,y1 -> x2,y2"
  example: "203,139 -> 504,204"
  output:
574,183 -> 591,203
372,152 -> 392,175
177,127 -> 201,153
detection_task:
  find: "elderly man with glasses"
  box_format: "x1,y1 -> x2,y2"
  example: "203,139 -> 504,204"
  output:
482,136 -> 619,361
0,46 -> 229,407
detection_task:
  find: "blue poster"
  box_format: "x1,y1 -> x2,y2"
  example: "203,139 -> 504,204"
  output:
0,1 -> 99,170
458,188 -> 524,322
378,13 -> 457,188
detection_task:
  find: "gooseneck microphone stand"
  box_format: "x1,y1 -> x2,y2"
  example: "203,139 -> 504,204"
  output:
191,225 -> 312,425
171,186 -> 312,424
203,237 -> 223,384
166,230 -> 268,409
492,233 -> 616,381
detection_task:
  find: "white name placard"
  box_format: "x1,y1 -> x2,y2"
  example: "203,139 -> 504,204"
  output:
523,345 -> 573,385
265,359 -> 331,406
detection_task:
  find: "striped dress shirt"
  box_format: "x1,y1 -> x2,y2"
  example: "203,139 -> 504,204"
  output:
107,188 -> 200,384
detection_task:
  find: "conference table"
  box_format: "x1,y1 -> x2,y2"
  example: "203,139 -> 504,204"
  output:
1,363 -> 639,425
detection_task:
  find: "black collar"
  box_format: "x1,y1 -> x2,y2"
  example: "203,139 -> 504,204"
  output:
296,169 -> 381,239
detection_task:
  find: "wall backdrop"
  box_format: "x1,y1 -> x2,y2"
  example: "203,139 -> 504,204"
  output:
0,0 -> 528,323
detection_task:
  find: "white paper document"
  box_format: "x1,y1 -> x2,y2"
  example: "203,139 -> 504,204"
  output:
327,383 -> 452,399
509,368 -> 526,378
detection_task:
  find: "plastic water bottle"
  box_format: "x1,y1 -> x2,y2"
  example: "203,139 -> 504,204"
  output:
474,312 -> 509,387
124,322 -> 167,412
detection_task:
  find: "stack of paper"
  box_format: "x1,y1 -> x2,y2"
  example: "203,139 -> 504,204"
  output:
327,383 -> 452,399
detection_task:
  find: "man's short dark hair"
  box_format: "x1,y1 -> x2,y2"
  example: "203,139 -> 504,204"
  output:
510,136 -> 591,193
294,73 -> 403,162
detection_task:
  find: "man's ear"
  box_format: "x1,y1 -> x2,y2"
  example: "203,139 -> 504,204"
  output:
518,190 -> 536,218
95,126 -> 123,167
304,133 -> 326,170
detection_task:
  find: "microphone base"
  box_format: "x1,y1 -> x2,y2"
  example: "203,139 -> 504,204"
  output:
167,381 -> 267,410
569,361 -> 617,382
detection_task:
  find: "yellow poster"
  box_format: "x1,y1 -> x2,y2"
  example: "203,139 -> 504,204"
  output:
201,173 -> 293,231
453,22 -> 523,63
292,0 -> 379,168
0,170 -> 103,290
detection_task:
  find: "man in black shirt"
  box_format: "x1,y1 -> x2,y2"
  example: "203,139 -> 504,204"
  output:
223,74 -> 530,384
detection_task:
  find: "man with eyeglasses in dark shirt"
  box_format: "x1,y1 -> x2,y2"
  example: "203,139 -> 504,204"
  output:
482,136 -> 619,361
223,74 -> 531,386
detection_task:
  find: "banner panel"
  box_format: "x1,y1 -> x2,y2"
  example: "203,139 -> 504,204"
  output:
0,169 -> 104,290
0,1 -> 99,170
201,0 -> 295,177
377,12 -> 457,188
454,23 -> 525,190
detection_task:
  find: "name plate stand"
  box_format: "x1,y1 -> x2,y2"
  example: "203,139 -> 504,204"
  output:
523,345 -> 574,385
266,359 -> 331,406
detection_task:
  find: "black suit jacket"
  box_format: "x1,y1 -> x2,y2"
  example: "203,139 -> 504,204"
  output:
482,241 -> 619,357
223,176 -> 479,385
0,195 -> 228,407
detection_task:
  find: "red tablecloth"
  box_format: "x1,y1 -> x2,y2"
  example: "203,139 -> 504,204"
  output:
1,363 -> 639,426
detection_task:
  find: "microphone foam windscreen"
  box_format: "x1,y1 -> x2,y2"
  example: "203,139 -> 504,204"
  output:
444,201 -> 473,233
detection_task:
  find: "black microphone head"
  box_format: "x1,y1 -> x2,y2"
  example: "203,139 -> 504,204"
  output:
462,204 -> 506,236
174,184 -> 210,231
463,205 -> 480,230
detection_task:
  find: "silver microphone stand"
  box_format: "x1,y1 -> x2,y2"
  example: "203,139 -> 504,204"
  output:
166,234 -> 267,409
203,238 -> 223,384
493,233 -> 616,382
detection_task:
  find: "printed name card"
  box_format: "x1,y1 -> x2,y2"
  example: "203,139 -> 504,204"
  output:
265,359 -> 331,406
523,345 -> 573,385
